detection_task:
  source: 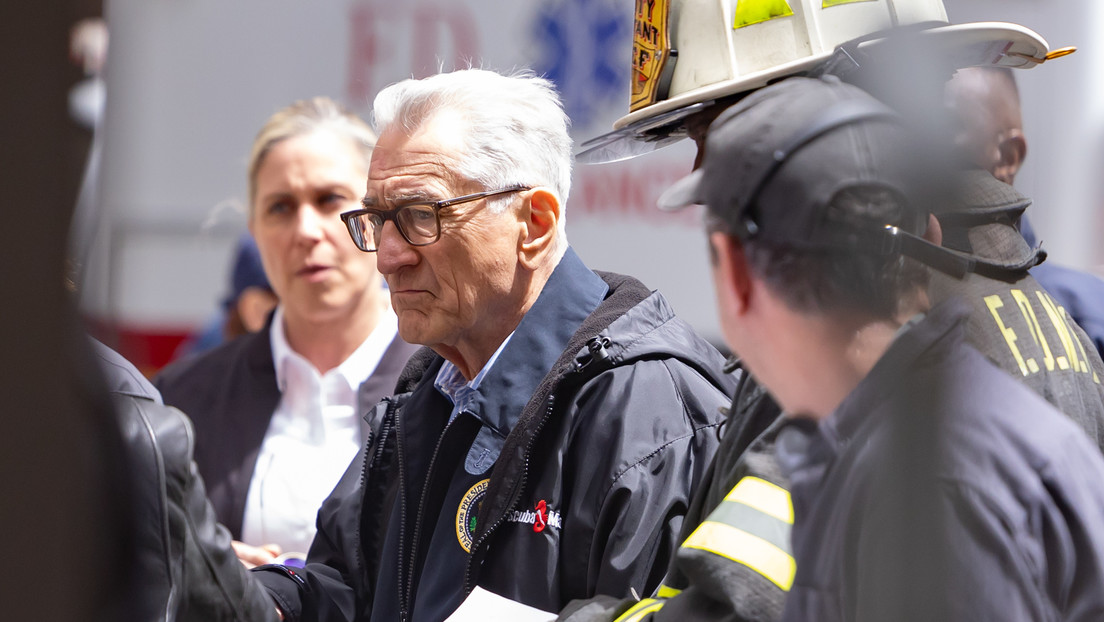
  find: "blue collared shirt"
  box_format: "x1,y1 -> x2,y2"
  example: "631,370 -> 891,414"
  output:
434,333 -> 515,474
430,247 -> 608,475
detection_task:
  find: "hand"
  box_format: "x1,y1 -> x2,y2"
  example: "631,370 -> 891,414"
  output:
68,18 -> 108,74
231,540 -> 281,569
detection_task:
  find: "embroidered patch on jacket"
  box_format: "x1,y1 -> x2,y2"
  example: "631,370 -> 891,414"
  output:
456,478 -> 490,553
506,499 -> 563,532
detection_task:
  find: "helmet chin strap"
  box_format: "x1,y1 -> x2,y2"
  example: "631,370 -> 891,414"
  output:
879,225 -> 1045,281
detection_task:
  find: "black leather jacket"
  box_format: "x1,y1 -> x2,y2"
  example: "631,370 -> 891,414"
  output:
95,341 -> 276,621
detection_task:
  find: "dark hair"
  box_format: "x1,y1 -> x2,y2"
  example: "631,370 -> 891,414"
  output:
735,185 -> 930,318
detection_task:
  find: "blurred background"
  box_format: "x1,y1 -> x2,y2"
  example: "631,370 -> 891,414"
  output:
71,0 -> 1104,373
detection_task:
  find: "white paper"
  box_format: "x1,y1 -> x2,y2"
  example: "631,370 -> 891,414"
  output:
444,586 -> 557,622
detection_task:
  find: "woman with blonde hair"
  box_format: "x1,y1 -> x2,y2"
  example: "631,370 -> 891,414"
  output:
157,97 -> 417,566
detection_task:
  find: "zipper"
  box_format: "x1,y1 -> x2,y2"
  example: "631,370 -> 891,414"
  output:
394,408 -> 410,622
586,336 -> 612,365
457,335 -> 622,587
352,426 -> 373,592
354,397 -> 399,596
462,388 -> 560,591
575,336 -> 612,372
462,339 -> 612,591
399,414 -> 457,621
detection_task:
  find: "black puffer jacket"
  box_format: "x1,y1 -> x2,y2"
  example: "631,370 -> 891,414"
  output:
255,269 -> 737,622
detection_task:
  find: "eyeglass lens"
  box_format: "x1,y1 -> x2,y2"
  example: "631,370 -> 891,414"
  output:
357,204 -> 438,250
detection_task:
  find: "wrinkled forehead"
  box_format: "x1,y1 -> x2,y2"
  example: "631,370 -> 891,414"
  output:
373,108 -> 468,165
365,122 -> 472,201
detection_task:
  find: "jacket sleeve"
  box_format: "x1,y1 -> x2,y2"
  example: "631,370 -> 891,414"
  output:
250,455 -> 366,622
559,375 -> 793,622
556,357 -> 728,609
132,396 -> 280,622
253,563 -> 357,622
559,471 -> 793,622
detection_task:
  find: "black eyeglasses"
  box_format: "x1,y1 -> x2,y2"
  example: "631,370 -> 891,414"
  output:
341,185 -> 531,252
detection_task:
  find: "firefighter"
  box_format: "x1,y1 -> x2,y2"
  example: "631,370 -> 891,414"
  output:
560,1 -> 1094,620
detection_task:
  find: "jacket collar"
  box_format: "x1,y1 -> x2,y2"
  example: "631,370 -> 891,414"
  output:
937,170 -> 1037,269
777,297 -> 971,479
463,246 -> 608,436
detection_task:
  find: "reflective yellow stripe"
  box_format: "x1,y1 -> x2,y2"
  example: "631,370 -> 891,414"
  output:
823,0 -> 876,7
683,521 -> 796,590
725,476 -> 794,523
733,0 -> 794,29
655,584 -> 681,599
613,598 -> 665,622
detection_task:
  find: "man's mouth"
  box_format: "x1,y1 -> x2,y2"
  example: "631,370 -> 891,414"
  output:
389,283 -> 431,298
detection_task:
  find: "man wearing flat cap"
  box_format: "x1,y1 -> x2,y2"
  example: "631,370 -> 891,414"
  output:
664,74 -> 1104,622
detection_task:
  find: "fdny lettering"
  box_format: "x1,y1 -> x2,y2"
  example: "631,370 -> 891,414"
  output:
984,289 -> 1100,383
1011,289 -> 1052,374
1037,292 -> 1091,373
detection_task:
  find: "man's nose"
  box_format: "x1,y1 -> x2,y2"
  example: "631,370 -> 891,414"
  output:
374,220 -> 418,274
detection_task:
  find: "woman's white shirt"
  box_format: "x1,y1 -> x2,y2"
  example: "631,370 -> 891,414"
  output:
241,305 -> 399,555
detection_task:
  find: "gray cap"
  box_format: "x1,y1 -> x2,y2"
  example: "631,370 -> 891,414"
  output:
937,169 -> 1041,273
658,75 -> 929,250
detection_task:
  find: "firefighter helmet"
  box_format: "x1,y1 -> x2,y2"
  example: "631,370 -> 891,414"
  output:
580,0 -> 1065,163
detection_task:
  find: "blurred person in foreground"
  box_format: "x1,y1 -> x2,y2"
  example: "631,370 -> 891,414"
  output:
95,339 -> 277,621
662,74 -> 1104,622
2,3 -> 138,617
944,65 -> 1104,359
156,97 -> 419,567
252,68 -> 735,621
561,2 -> 1104,620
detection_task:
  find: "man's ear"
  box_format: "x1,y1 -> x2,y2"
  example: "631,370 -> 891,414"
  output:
709,231 -> 753,317
519,188 -> 561,269
236,287 -> 278,334
993,129 -> 1026,186
923,213 -> 943,246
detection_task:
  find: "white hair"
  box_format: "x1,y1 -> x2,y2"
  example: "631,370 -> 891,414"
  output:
371,69 -> 574,217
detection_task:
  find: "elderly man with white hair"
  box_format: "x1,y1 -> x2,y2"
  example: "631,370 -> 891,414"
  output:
253,68 -> 735,622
